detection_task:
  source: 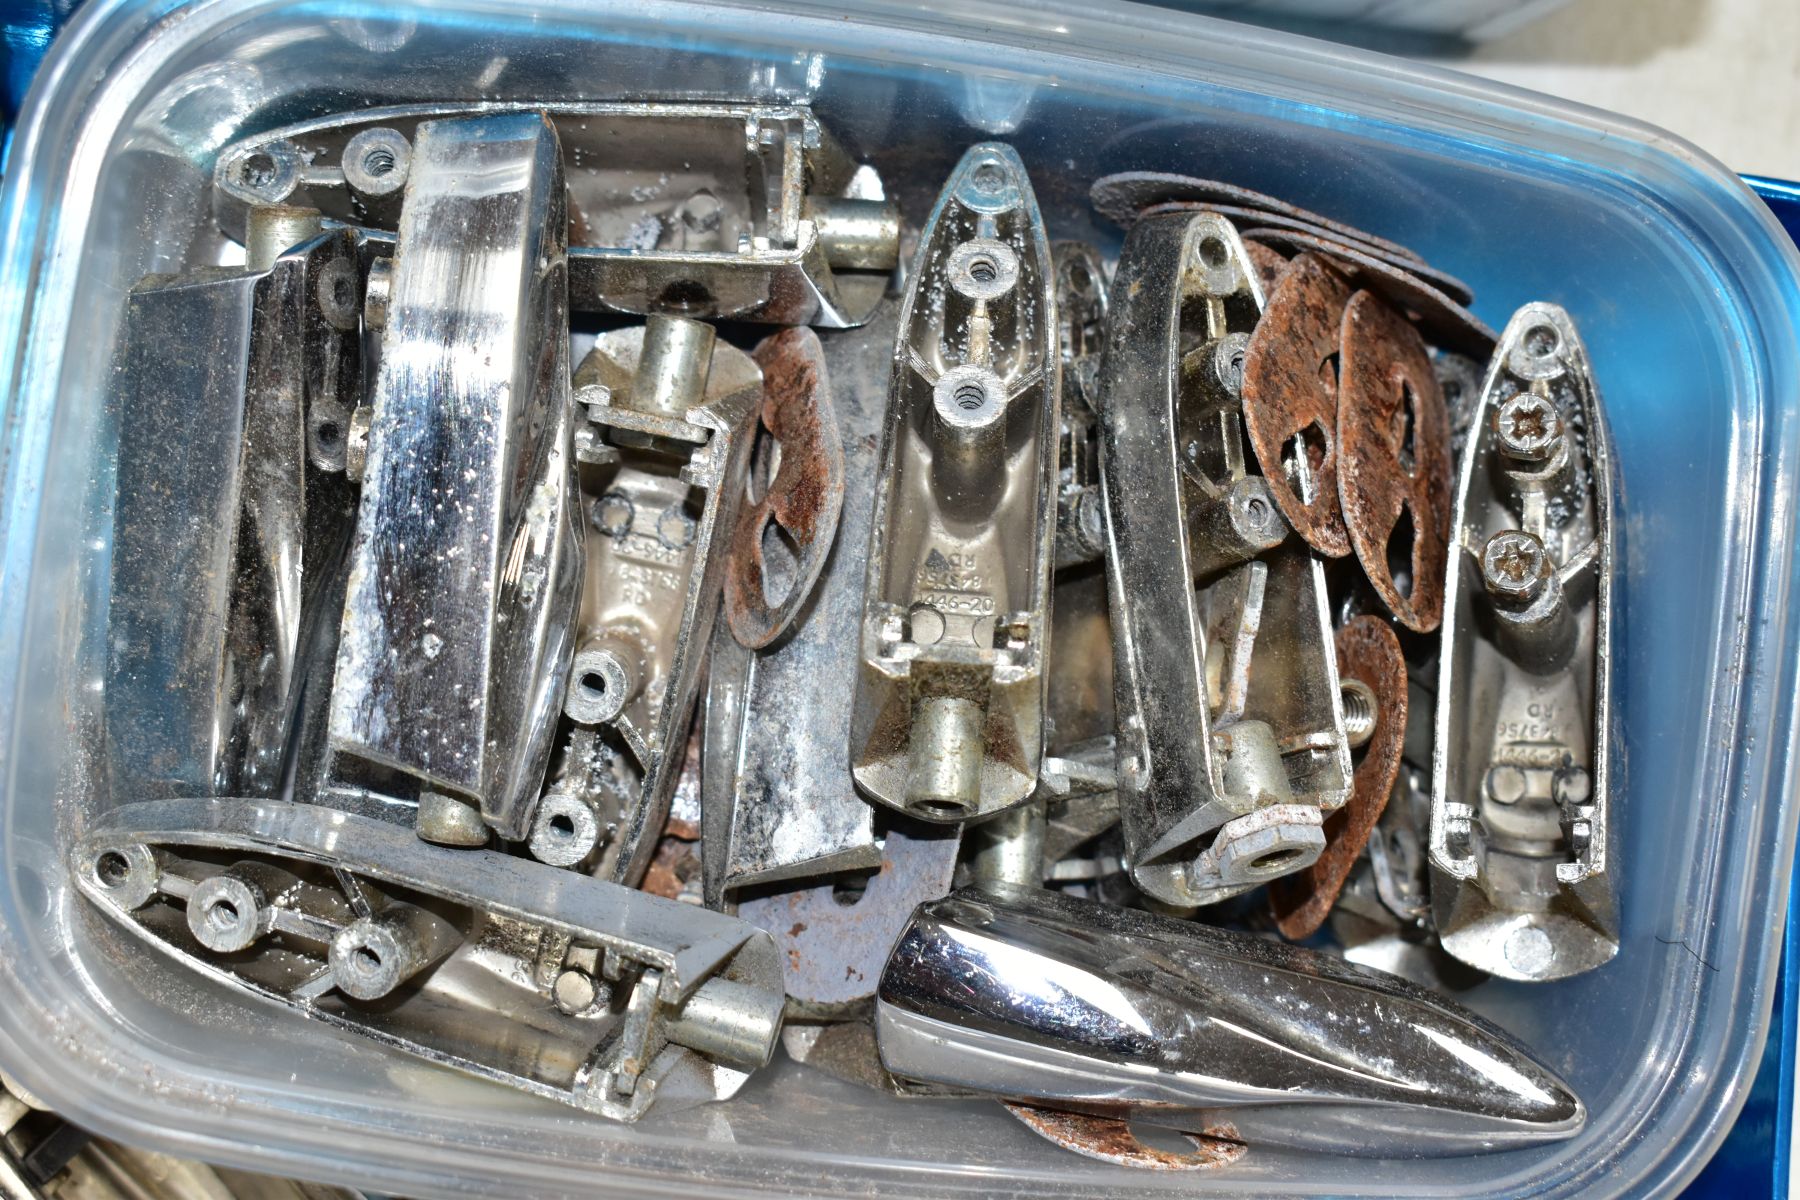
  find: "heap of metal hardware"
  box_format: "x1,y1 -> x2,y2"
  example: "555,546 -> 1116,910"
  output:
83,103 -> 1615,1166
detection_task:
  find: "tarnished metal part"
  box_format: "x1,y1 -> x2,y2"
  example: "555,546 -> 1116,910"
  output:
1098,211 -> 1350,908
735,818 -> 960,1018
1245,228 -> 1496,358
73,798 -> 784,1122
553,319 -> 759,885
851,143 -> 1058,824
214,103 -> 898,328
328,113 -> 581,846
1430,303 -> 1619,982
1052,241 -> 1109,570
876,884 -> 1586,1154
1120,198 -> 1474,308
1338,289 -> 1454,632
701,304 -> 897,902
1242,252 -> 1354,558
107,224 -> 360,802
1003,1105 -> 1247,1171
1269,616 -> 1407,939
1089,171 -> 1427,267
724,329 -> 844,649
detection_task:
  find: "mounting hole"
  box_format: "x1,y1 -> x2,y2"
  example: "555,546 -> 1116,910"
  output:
1250,848 -> 1305,873
1067,259 -> 1092,294
361,146 -> 396,178
907,603 -> 947,646
1196,235 -> 1228,269
352,944 -> 382,973
549,812 -> 576,840
1524,323 -> 1560,359
971,160 -> 1007,195
240,151 -> 278,189
95,851 -> 132,889
831,871 -> 874,907
315,420 -> 341,448
967,253 -> 999,284
954,381 -> 988,411
909,797 -> 969,819
341,128 -> 410,197
206,898 -> 240,931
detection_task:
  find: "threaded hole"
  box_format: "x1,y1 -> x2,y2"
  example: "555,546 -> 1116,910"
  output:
581,671 -> 607,697
968,254 -> 998,284
1524,324 -> 1559,358
971,161 -> 1006,194
239,152 -> 277,189
206,898 -> 240,931
362,146 -> 397,178
1197,236 -> 1227,269
954,382 -> 988,412
353,945 -> 382,972
549,812 -> 576,840
1341,679 -> 1378,747
95,851 -> 131,888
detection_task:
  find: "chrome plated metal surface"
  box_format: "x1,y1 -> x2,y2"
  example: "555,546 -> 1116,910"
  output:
1430,303 -> 1619,982
73,799 -> 784,1122
850,143 -> 1058,826
1097,211 -> 1351,908
327,113 -> 583,845
107,227 -> 361,803
701,305 -> 897,903
875,883 -> 1585,1155
213,103 -> 897,328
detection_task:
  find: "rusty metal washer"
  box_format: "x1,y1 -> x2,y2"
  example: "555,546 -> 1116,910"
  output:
1242,253 -> 1355,558
1336,289 -> 1453,633
725,327 -> 845,649
1269,615 -> 1408,939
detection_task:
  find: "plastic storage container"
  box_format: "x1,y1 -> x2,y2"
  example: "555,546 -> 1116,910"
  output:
1162,0 -> 1575,39
2,1 -> 1799,1196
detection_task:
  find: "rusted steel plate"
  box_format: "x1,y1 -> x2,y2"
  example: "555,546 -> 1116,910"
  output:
1090,170 -> 1425,265
735,818 -> 961,1017
725,327 -> 845,649
1242,253 -> 1354,558
1244,228 -> 1495,359
1336,289 -> 1453,633
1004,1103 -> 1248,1171
1269,615 -> 1408,939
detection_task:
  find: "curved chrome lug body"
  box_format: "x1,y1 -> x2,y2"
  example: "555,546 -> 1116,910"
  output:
851,143 -> 1059,826
1430,303 -> 1619,982
214,103 -> 897,329
327,112 -> 583,845
73,799 -> 784,1122
875,883 -> 1585,1155
1098,211 -> 1350,907
108,227 -> 362,801
702,305 -> 899,902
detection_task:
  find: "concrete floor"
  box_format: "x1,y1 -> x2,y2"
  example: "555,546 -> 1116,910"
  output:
1445,0 -> 1800,179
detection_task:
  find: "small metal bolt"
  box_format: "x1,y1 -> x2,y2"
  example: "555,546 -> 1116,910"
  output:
1495,393 -> 1562,463
1481,530 -> 1550,609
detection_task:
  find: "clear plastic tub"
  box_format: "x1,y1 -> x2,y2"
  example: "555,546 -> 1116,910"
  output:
2,1 -> 1798,1196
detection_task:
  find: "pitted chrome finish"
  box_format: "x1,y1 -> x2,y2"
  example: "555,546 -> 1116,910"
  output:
214,103 -> 898,328
108,223 -> 361,803
875,884 -> 1585,1155
74,798 -> 784,1123
701,305 -> 898,902
1097,211 -> 1351,907
1430,303 -> 1618,982
850,144 -> 1058,826
327,113 -> 582,845
552,318 -> 759,885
